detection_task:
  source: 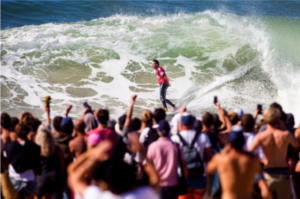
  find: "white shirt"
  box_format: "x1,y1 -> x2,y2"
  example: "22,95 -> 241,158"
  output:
83,185 -> 159,199
170,113 -> 181,135
243,132 -> 264,160
139,127 -> 150,144
171,129 -> 212,175
3,140 -> 35,181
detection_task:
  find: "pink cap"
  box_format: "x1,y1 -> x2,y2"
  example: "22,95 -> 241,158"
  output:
88,133 -> 101,147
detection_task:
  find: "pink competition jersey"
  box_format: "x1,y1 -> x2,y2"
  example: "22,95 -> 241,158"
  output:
156,66 -> 167,85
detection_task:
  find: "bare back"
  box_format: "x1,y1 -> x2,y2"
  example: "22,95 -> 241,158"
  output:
253,128 -> 298,169
69,135 -> 87,159
209,151 -> 260,199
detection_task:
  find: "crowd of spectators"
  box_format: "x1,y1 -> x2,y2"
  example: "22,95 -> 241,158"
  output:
1,95 -> 300,199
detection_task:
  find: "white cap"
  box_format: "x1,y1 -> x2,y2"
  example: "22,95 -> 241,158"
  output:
234,108 -> 244,118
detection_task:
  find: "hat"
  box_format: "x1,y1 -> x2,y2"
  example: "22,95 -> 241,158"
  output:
88,133 -> 101,147
230,125 -> 244,150
193,120 -> 202,133
61,117 -> 73,128
181,112 -> 195,125
158,119 -> 170,132
234,108 -> 244,118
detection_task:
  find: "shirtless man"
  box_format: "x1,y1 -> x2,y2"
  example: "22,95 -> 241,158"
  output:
249,108 -> 299,199
204,130 -> 261,199
69,119 -> 87,160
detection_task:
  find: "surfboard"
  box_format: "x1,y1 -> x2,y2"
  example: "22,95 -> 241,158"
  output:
166,110 -> 179,115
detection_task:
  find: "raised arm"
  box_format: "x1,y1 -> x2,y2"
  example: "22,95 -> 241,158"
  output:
45,107 -> 51,125
219,108 -> 232,134
64,105 -> 73,118
124,95 -> 137,128
67,141 -> 112,196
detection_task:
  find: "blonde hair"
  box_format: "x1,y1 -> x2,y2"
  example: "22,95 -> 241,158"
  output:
19,112 -> 33,126
263,108 -> 280,126
141,110 -> 153,126
35,123 -> 56,157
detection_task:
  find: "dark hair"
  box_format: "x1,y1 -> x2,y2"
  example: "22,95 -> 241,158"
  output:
202,112 -> 214,128
286,113 -> 295,128
1,113 -> 11,129
118,114 -> 126,130
97,109 -> 109,125
10,117 -> 19,132
129,118 -> 141,132
75,120 -> 86,134
154,108 -> 166,123
152,59 -> 159,66
108,119 -> 116,131
241,114 -> 255,132
230,131 -> 244,150
31,118 -> 42,133
270,102 -> 286,122
15,123 -> 30,140
90,159 -> 135,194
53,116 -> 63,132
159,129 -> 169,137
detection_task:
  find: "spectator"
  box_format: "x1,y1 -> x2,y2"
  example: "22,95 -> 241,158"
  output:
147,119 -> 187,199
9,117 -> 19,141
1,113 -> 11,145
69,119 -> 87,160
35,123 -> 64,199
4,123 -> 41,199
172,110 -> 213,199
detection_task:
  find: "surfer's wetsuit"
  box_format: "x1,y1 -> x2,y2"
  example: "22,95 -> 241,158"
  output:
156,66 -> 175,109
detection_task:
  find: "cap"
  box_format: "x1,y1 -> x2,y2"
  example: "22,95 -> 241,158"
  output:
230,125 -> 244,150
61,117 -> 73,126
88,133 -> 101,147
234,108 -> 244,118
158,119 -> 170,132
181,112 -> 195,125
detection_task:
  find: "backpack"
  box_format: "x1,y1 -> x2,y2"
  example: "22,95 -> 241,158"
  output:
143,127 -> 159,151
178,131 -> 204,179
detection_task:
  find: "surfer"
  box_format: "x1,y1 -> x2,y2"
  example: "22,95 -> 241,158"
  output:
152,60 -> 177,112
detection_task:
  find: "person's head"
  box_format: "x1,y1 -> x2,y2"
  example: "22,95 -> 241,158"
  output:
129,118 -> 141,132
107,119 -> 116,131
234,108 -> 244,120
118,114 -> 126,131
211,114 -> 222,132
202,112 -> 214,128
263,108 -> 280,126
1,113 -> 11,130
90,159 -> 135,194
15,123 -> 30,140
36,123 -> 56,157
181,112 -> 195,129
286,113 -> 295,128
241,114 -> 255,132
60,117 -> 74,135
10,117 -> 19,132
228,112 -> 239,125
152,59 -> 159,69
31,118 -> 42,133
83,113 -> 97,133
75,119 -> 85,134
19,112 -> 34,126
53,116 -> 63,132
270,102 -> 286,122
230,125 -> 244,150
141,110 -> 153,127
158,119 -> 170,137
193,120 -> 202,133
97,109 -> 109,125
154,108 -> 166,124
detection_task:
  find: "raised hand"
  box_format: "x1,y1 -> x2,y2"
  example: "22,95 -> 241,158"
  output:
65,105 -> 73,116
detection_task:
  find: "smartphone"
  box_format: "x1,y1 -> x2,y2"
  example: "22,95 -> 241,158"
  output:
257,104 -> 262,114
44,96 -> 51,108
214,96 -> 218,104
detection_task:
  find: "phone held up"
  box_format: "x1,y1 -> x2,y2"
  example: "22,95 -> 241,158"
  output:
214,96 -> 218,105
257,104 -> 262,114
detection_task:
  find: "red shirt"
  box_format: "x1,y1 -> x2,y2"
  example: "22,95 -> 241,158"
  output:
156,66 -> 167,85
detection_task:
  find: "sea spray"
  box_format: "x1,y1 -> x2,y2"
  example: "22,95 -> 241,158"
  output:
1,11 -> 300,123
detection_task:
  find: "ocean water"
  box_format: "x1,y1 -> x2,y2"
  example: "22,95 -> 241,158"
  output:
1,1 -> 300,123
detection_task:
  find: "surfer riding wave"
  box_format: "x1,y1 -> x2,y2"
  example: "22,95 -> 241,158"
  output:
152,59 -> 178,112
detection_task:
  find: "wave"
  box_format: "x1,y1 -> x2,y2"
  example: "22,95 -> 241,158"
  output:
1,11 -> 300,123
